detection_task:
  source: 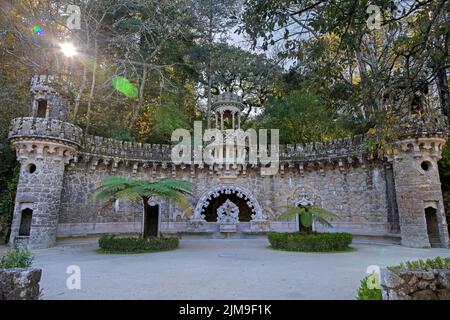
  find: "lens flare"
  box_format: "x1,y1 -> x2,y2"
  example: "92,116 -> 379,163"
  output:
112,76 -> 138,98
59,42 -> 77,57
33,26 -> 44,35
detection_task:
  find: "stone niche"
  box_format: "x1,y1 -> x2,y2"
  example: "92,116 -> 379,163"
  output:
381,268 -> 450,300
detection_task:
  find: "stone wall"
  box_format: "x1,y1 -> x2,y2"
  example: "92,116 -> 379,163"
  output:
381,268 -> 450,300
0,268 -> 42,300
57,153 -> 392,237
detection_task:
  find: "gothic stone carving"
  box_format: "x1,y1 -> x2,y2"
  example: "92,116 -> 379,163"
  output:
217,200 -> 239,232
192,184 -> 264,221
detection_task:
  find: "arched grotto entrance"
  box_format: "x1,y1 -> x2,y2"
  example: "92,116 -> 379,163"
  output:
191,184 -> 264,223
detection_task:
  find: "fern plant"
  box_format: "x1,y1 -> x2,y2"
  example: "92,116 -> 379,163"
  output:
278,205 -> 339,232
93,177 -> 193,236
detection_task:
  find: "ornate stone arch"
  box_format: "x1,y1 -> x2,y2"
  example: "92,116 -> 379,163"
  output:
192,184 -> 264,221
288,185 -> 322,207
147,197 -> 162,207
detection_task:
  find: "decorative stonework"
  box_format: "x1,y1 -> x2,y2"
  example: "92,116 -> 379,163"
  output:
6,75 -> 450,248
13,141 -> 78,164
192,184 -> 265,221
289,185 -> 321,207
216,199 -> 240,233
217,200 -> 240,224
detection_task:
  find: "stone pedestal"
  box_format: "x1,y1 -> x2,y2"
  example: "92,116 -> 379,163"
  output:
219,223 -> 237,233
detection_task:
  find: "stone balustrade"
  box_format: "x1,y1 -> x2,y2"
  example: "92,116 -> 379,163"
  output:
9,117 -> 83,147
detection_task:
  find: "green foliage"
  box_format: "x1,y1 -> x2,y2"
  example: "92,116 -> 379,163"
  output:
267,232 -> 352,252
0,246 -> 34,269
93,176 -> 192,201
98,234 -> 179,253
93,177 -> 193,217
0,166 -> 19,229
356,275 -> 382,300
278,205 -> 339,230
438,144 -> 450,192
257,90 -> 353,144
388,256 -> 450,271
146,104 -> 192,144
105,126 -> 135,142
0,137 -> 19,241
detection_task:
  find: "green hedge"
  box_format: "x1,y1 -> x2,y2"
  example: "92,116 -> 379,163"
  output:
388,256 -> 450,271
98,234 -> 179,253
268,232 -> 352,252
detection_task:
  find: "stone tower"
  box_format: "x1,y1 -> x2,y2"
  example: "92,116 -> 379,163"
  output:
388,114 -> 449,248
8,75 -> 82,248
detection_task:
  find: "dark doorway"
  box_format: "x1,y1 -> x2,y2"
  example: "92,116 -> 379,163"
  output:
425,207 -> 440,247
144,205 -> 159,237
203,193 -> 252,222
298,208 -> 313,233
37,100 -> 47,118
19,208 -> 33,236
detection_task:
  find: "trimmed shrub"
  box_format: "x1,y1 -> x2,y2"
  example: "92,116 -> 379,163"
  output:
356,275 -> 382,300
268,232 -> 352,252
98,234 -> 179,253
266,232 -> 289,249
0,246 -> 33,269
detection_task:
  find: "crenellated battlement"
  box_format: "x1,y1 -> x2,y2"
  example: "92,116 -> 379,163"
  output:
9,117 -> 83,147
395,112 -> 449,138
79,133 -> 367,163
82,135 -> 172,161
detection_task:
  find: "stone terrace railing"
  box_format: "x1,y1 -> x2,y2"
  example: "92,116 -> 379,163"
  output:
81,134 -> 367,162
9,117 -> 83,147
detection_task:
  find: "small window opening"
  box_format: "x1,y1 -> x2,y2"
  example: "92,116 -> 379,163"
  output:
19,208 -> 33,236
37,100 -> 47,118
421,161 -> 432,172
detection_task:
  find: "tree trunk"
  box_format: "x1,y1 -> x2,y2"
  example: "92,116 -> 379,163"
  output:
436,66 -> 449,117
85,37 -> 98,134
206,0 -> 213,129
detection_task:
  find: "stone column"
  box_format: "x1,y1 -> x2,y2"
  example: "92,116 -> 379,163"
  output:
9,140 -> 78,249
232,111 -> 235,129
388,135 -> 449,248
220,110 -> 224,130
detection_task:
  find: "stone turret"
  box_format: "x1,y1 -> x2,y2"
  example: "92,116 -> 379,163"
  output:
212,92 -> 245,130
387,113 -> 449,248
8,75 -> 82,248
30,75 -> 71,121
